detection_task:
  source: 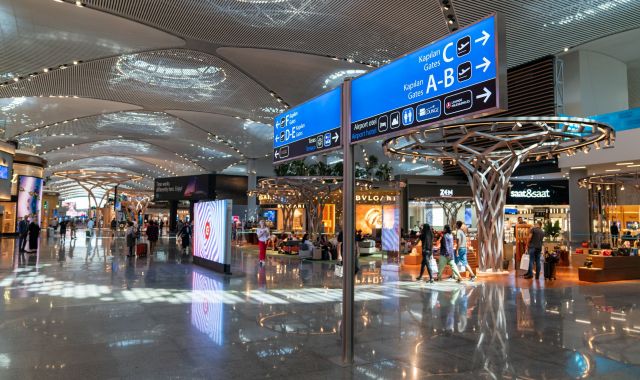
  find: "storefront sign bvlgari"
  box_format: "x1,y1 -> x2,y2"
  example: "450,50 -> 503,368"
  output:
356,194 -> 397,203
509,189 -> 551,199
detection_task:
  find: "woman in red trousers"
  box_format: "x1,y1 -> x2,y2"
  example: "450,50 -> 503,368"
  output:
256,220 -> 270,266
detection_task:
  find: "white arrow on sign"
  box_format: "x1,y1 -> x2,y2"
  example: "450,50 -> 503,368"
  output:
274,150 -> 280,158
475,30 -> 490,46
475,57 -> 491,72
475,87 -> 492,103
332,132 -> 339,143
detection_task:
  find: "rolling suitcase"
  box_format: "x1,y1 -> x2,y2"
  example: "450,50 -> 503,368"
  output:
136,242 -> 148,257
544,261 -> 556,280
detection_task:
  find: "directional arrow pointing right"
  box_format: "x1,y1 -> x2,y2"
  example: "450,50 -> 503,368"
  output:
475,87 -> 492,103
475,57 -> 491,72
475,30 -> 490,46
332,132 -> 339,143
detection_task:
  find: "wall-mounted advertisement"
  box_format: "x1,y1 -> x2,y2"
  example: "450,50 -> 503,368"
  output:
17,176 -> 43,221
154,174 -> 213,201
193,200 -> 232,274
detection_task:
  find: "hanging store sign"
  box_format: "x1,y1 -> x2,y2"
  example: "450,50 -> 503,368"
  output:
273,86 -> 342,163
506,180 -> 569,205
356,194 -> 398,203
349,14 -> 506,144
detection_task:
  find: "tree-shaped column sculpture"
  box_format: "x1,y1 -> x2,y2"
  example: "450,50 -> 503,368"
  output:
384,117 -> 613,272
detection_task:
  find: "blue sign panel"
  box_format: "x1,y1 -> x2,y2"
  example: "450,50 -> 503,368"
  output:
350,14 -> 506,143
273,86 -> 342,163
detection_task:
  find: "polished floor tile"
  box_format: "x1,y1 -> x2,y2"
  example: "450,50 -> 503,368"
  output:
0,230 -> 639,379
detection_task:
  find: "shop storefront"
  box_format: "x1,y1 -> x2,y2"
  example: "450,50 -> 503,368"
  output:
0,150 -> 45,234
504,180 -> 570,242
0,141 -> 15,234
400,176 -> 475,231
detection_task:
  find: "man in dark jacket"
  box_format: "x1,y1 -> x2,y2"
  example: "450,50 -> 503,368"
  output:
17,216 -> 29,252
146,220 -> 159,254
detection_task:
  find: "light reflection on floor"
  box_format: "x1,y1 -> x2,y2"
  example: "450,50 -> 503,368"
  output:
0,231 -> 638,379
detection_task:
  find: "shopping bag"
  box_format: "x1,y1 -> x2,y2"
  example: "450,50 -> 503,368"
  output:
428,257 -> 438,275
334,264 -> 343,278
520,254 -> 530,271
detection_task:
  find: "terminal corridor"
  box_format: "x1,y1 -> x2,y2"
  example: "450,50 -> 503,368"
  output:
0,230 -> 638,379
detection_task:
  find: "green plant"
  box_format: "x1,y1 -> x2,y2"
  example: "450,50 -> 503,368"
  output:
543,220 -> 561,241
375,163 -> 393,181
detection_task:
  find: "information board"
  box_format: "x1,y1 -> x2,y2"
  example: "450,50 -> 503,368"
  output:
273,86 -> 342,163
350,14 -> 506,143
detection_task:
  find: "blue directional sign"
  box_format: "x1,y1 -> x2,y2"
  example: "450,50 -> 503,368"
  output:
273,86 -> 342,163
350,14 -> 506,143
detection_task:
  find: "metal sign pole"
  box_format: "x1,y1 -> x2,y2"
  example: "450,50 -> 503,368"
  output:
341,78 -> 354,365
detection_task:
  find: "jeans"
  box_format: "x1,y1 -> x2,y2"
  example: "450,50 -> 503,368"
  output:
18,234 -> 28,252
418,251 -> 433,280
526,247 -> 542,277
438,255 -> 461,280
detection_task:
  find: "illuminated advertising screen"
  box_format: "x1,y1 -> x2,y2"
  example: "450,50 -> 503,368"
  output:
0,165 -> 8,180
355,204 -> 382,235
193,200 -> 232,273
382,204 -> 400,252
17,176 -> 43,221
191,271 -> 224,346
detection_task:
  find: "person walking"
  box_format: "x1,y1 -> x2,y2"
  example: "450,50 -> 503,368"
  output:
178,221 -> 192,255
256,220 -> 270,266
417,223 -> 435,283
524,221 -> 545,279
17,216 -> 29,252
27,218 -> 41,253
159,219 -> 164,236
59,219 -> 67,241
110,218 -> 118,237
455,221 -> 476,281
146,220 -> 159,254
437,225 -> 462,283
70,219 -> 77,239
125,221 -> 136,257
87,218 -> 95,237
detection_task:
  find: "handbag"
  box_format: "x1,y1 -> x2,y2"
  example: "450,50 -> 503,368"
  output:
520,254 -> 530,270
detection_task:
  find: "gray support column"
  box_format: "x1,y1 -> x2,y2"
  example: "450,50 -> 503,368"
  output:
341,79 -> 354,365
169,200 -> 178,233
247,159 -> 258,221
568,168 -> 590,250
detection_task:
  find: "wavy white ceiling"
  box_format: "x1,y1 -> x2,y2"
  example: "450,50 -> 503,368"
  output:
0,0 -> 639,198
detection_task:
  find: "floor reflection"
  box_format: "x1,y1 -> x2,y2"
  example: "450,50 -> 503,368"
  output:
0,232 -> 638,378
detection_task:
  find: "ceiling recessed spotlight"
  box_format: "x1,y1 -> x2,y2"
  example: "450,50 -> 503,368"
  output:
564,47 -> 569,52
605,169 -> 621,172
570,166 -> 586,169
